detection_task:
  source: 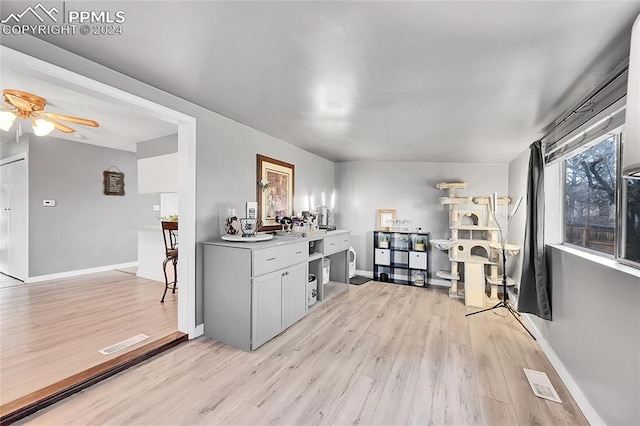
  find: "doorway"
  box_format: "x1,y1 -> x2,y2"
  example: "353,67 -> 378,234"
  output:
0,155 -> 28,281
0,45 -> 197,338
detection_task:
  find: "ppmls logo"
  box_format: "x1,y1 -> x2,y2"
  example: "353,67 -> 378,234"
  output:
1,2 -> 59,24
1,2 -> 125,36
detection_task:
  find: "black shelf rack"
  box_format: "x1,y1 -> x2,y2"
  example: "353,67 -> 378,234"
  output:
373,230 -> 430,287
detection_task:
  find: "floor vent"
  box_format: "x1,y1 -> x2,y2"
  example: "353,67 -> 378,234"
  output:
99,334 -> 149,356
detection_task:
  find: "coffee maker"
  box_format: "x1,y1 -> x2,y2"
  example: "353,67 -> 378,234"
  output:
316,206 -> 335,230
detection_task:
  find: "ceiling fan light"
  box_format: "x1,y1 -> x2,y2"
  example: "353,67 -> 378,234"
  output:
0,111 -> 16,131
33,119 -> 55,136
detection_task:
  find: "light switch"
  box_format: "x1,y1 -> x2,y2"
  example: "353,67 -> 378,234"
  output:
153,204 -> 160,212
43,200 -> 56,207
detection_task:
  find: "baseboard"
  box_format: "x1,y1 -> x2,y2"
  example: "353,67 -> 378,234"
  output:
26,262 -> 138,283
355,271 -> 451,288
522,314 -> 605,426
427,278 -> 451,288
136,271 -> 165,283
355,269 -> 373,278
194,323 -> 204,337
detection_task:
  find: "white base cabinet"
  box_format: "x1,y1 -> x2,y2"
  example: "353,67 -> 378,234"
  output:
204,230 -> 350,351
252,262 -> 307,348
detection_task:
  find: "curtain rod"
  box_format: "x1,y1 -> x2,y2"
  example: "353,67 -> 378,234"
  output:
540,59 -> 629,145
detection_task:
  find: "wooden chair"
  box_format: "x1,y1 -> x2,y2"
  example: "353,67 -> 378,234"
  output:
161,221 -> 178,303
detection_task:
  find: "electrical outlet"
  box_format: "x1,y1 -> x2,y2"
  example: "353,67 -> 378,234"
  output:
153,204 -> 160,212
43,200 -> 56,207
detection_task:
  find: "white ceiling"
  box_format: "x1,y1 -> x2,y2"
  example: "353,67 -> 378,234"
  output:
0,68 -> 177,151
4,1 -> 640,163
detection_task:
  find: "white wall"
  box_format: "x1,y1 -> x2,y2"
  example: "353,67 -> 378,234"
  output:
335,161 -> 509,279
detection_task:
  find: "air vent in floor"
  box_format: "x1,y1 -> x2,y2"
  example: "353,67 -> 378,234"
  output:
99,334 -> 149,356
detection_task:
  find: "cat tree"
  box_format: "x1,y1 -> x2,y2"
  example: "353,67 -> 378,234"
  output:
431,182 -> 520,308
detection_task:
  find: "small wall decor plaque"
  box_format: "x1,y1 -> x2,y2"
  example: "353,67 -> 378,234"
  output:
103,168 -> 125,196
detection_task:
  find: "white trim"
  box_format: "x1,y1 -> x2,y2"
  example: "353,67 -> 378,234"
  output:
177,120 -> 197,338
355,269 -> 373,278
549,244 -> 640,279
194,323 -> 204,337
522,314 -> 606,426
0,153 -> 27,166
2,46 -> 197,339
355,270 -> 452,288
428,278 -> 452,288
26,262 -> 138,283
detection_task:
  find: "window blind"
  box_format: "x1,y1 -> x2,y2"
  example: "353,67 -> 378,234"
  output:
543,61 -> 628,163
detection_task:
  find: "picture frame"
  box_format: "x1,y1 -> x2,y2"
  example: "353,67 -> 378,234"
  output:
377,209 -> 397,231
257,154 -> 295,231
103,170 -> 125,196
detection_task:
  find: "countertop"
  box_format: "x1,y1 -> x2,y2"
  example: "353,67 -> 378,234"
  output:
204,229 -> 350,250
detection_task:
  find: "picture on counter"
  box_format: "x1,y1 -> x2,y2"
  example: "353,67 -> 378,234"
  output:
257,154 -> 295,231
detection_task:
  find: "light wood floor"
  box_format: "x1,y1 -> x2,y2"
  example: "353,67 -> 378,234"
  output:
18,281 -> 587,425
0,270 -> 178,406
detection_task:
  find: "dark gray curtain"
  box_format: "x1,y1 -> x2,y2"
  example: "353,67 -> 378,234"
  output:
518,140 -> 552,320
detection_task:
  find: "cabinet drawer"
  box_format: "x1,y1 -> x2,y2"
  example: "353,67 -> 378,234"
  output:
324,233 -> 350,255
375,248 -> 391,266
409,251 -> 427,270
253,241 -> 308,277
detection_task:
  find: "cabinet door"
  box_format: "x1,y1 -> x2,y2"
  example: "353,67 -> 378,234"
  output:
252,270 -> 283,349
282,263 -> 307,328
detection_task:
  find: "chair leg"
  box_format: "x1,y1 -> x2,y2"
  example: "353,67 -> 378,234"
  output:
161,257 -> 171,303
172,257 -> 178,293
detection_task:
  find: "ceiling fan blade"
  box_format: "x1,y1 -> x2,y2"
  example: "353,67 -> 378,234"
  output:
4,93 -> 33,111
43,112 -> 99,128
45,119 -> 76,133
52,120 -> 76,133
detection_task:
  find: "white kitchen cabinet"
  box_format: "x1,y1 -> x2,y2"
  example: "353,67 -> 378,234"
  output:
282,262 -> 307,327
251,262 -> 307,348
204,231 -> 350,351
252,270 -> 284,348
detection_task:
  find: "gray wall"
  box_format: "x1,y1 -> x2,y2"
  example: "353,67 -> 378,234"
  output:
28,134 -> 159,276
508,149 -> 640,426
0,133 -> 28,159
506,149 -> 528,283
137,133 -> 178,159
540,247 -> 640,426
2,36 -> 335,324
335,161 -> 509,279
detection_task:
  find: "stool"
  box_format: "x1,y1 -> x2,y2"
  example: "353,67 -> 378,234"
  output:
161,221 -> 178,303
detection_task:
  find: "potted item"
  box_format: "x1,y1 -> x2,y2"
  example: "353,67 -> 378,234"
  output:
415,238 -> 425,251
379,235 -> 389,249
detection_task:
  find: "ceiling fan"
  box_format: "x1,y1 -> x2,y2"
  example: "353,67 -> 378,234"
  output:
0,89 -> 99,136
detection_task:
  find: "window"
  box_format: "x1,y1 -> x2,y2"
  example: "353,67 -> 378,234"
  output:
564,135 -> 618,254
622,177 -> 640,264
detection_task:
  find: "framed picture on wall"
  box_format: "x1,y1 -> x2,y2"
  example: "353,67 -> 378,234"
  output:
377,209 -> 396,231
103,170 -> 125,196
257,154 -> 295,231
